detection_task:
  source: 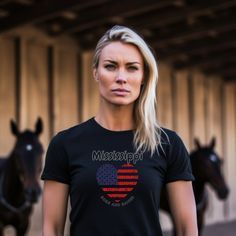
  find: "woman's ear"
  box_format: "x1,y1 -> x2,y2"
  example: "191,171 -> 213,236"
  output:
93,68 -> 99,82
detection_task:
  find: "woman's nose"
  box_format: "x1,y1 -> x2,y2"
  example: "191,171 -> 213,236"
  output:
115,71 -> 127,83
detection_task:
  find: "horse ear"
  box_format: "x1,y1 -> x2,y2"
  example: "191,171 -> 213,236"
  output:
35,117 -> 43,136
209,137 -> 216,149
10,119 -> 19,136
194,138 -> 201,149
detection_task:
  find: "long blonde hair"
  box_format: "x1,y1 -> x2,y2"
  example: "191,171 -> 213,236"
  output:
93,25 -> 162,155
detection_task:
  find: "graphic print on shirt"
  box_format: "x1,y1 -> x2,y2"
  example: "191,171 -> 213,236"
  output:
92,150 -> 143,207
96,163 -> 139,207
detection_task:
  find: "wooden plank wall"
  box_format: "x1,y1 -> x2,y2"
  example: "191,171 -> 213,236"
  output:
81,51 -> 99,121
157,64 -> 236,229
205,76 -> 225,224
53,38 -> 80,133
0,28 -> 80,236
0,37 -> 16,155
223,82 -> 236,221
0,28 -> 235,235
157,62 -> 173,130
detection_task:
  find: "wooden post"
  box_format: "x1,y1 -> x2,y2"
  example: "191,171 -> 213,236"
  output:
174,70 -> 190,149
0,36 -> 16,155
81,51 -> 99,121
223,81 -> 236,220
157,62 -> 173,129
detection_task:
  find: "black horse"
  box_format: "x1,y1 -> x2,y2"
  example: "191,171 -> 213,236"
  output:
0,118 -> 44,236
160,138 -> 229,236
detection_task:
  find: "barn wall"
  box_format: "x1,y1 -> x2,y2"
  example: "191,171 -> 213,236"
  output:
223,82 -> 236,221
53,38 -> 80,133
81,51 -> 99,121
156,66 -> 235,229
0,27 -> 80,236
157,62 -> 174,130
205,76 -> 225,224
0,27 -> 235,235
173,70 -> 191,148
0,37 -> 16,155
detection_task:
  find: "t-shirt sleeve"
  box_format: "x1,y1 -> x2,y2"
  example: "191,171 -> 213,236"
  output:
165,132 -> 194,183
41,132 -> 70,184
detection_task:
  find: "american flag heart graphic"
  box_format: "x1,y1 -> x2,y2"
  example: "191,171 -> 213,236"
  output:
96,163 -> 139,203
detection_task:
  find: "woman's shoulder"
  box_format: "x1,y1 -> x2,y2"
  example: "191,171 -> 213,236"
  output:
51,118 -> 94,143
160,127 -> 180,143
159,127 -> 188,153
158,128 -> 189,162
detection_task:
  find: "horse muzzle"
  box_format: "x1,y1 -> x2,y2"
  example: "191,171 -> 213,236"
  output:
217,187 -> 229,200
25,186 -> 42,203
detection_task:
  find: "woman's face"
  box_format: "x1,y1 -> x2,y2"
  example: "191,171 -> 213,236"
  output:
94,41 -> 144,107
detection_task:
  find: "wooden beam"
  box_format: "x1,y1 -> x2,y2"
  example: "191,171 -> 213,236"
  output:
213,67 -> 236,79
13,0 -> 33,5
74,15 -> 236,50
173,50 -> 236,69
149,15 -> 236,47
126,0 -> 236,29
203,62 -> 236,81
205,70 -> 236,81
0,0 -> 109,33
51,0 -> 177,35
0,0 -> 11,6
156,32 -> 236,60
223,77 -> 236,81
203,61 -> 235,72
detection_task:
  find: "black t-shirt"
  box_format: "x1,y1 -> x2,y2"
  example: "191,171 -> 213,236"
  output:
41,118 -> 194,236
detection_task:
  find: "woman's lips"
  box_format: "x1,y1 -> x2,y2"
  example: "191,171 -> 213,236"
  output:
111,88 -> 130,96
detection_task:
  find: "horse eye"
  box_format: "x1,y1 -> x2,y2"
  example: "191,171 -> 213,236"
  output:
209,154 -> 217,162
26,144 -> 33,151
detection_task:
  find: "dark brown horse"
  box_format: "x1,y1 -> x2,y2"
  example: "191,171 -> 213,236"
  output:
160,138 -> 229,236
0,118 -> 43,236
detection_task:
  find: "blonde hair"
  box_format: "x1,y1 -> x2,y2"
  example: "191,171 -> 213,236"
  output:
93,25 -> 162,155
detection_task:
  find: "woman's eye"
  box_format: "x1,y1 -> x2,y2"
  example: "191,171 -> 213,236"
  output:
105,64 -> 116,70
128,66 -> 138,71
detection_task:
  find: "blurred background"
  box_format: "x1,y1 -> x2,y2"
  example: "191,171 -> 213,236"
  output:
0,0 -> 235,235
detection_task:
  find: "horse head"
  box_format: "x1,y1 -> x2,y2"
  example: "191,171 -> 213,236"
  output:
191,138 -> 229,200
10,118 -> 44,204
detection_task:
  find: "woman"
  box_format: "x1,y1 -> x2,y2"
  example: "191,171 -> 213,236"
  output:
41,25 -> 198,236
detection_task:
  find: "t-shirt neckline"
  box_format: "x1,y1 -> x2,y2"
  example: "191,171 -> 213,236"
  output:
91,117 -> 134,134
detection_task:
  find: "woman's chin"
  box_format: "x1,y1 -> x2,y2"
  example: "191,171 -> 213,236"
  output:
105,98 -> 135,107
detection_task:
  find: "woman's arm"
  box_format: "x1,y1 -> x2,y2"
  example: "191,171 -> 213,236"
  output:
166,181 -> 198,236
42,180 -> 69,236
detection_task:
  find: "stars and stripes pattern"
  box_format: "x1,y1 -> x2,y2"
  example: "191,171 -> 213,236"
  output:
96,163 -> 139,203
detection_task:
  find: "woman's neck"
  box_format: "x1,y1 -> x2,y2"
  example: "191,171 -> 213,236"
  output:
95,102 -> 135,131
